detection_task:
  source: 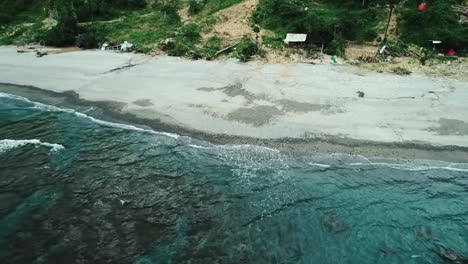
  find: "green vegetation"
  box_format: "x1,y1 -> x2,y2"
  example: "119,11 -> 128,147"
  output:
203,0 -> 242,14
399,0 -> 468,53
0,0 -> 466,60
253,0 -> 467,56
253,0 -> 383,53
188,0 -> 204,15
232,39 -> 262,62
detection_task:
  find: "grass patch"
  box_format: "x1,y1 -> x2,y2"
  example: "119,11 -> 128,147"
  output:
262,35 -> 284,50
201,36 -> 222,58
232,39 -> 262,62
204,0 -> 242,14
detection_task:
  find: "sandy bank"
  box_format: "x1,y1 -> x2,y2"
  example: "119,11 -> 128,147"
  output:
1,47 -> 468,160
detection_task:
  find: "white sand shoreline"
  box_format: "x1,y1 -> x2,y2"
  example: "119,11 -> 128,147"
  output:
1,46 -> 467,150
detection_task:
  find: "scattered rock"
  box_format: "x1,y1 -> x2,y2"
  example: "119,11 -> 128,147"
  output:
323,214 -> 347,234
392,66 -> 412,75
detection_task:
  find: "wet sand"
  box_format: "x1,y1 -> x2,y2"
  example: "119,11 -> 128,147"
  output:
1,47 -> 468,161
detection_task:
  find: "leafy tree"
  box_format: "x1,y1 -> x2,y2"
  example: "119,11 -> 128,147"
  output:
399,0 -> 468,51
41,0 -> 78,46
188,0 -> 204,15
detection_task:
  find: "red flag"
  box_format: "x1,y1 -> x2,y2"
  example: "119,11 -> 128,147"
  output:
448,49 -> 456,56
418,3 -> 427,12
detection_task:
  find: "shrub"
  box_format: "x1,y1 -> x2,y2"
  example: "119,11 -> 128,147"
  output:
167,41 -> 190,56
253,0 -> 381,47
202,36 -> 221,57
40,1 -> 78,46
179,23 -> 201,44
234,39 -> 260,62
325,34 -> 347,58
76,26 -> 106,49
399,0 -> 468,52
73,0 -> 147,22
0,12 -> 13,26
188,0 -> 204,15
152,0 -> 181,24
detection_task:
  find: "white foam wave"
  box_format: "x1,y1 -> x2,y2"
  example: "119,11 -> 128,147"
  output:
0,139 -> 64,153
356,162 -> 468,173
2,92 -> 468,173
308,163 -> 331,168
307,153 -> 468,173
188,142 -> 280,153
0,92 -> 179,139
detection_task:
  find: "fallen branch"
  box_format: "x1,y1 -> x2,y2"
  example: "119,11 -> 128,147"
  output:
215,41 -> 242,56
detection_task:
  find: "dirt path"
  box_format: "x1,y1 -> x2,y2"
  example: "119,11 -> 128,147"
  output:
201,0 -> 258,46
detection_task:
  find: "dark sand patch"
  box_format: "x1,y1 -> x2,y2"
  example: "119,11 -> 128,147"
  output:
277,99 -> 331,113
226,106 -> 283,126
133,99 -> 154,107
197,83 -> 267,102
428,118 -> 468,136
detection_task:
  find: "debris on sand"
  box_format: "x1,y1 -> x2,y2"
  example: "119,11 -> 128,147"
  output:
392,66 -> 412,75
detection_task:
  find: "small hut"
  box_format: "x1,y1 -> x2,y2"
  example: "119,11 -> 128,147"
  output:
283,33 -> 308,47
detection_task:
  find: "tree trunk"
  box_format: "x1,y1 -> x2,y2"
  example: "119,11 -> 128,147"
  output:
383,5 -> 395,44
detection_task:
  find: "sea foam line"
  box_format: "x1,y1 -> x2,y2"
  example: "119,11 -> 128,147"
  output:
308,153 -> 468,173
1,92 -> 281,152
0,139 -> 64,153
0,92 -> 179,139
2,92 -> 468,172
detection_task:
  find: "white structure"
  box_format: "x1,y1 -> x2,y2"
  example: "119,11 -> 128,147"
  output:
120,41 -> 134,52
429,40 -> 442,50
284,33 -> 307,45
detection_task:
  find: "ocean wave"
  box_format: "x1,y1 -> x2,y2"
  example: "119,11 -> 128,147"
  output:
308,163 -> 331,168
0,139 -> 64,153
0,92 -> 180,140
324,153 -> 468,172
1,92 -> 282,154
2,92 -> 468,173
352,161 -> 468,173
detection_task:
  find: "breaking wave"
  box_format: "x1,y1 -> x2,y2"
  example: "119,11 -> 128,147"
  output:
0,139 -> 64,153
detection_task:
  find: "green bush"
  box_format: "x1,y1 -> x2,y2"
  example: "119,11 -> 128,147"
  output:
253,0 -> 381,48
204,0 -> 241,14
188,0 -> 204,15
233,39 -> 260,62
202,36 -> 221,57
0,12 -> 13,25
152,0 -> 181,24
325,34 -> 347,57
164,23 -> 201,56
40,1 -> 78,46
179,23 -> 201,44
167,41 -> 190,56
399,0 -> 468,52
76,26 -> 106,49
72,0 -> 148,22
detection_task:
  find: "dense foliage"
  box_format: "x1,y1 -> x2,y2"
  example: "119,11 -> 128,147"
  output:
253,0 -> 382,46
399,0 -> 468,52
0,0 -> 466,56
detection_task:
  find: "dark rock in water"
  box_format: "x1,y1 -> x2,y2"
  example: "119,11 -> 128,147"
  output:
433,243 -> 468,264
380,245 -> 397,255
415,226 -> 432,240
323,214 -> 347,234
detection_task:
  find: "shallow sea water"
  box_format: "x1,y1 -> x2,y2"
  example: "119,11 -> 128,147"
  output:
0,91 -> 468,264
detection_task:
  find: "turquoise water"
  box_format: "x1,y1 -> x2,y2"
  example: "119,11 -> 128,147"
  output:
1,91 -> 468,264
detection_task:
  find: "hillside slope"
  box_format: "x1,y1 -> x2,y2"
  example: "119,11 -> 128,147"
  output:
0,0 -> 466,68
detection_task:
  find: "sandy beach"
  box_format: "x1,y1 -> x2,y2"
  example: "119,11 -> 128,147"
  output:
1,46 -> 468,161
